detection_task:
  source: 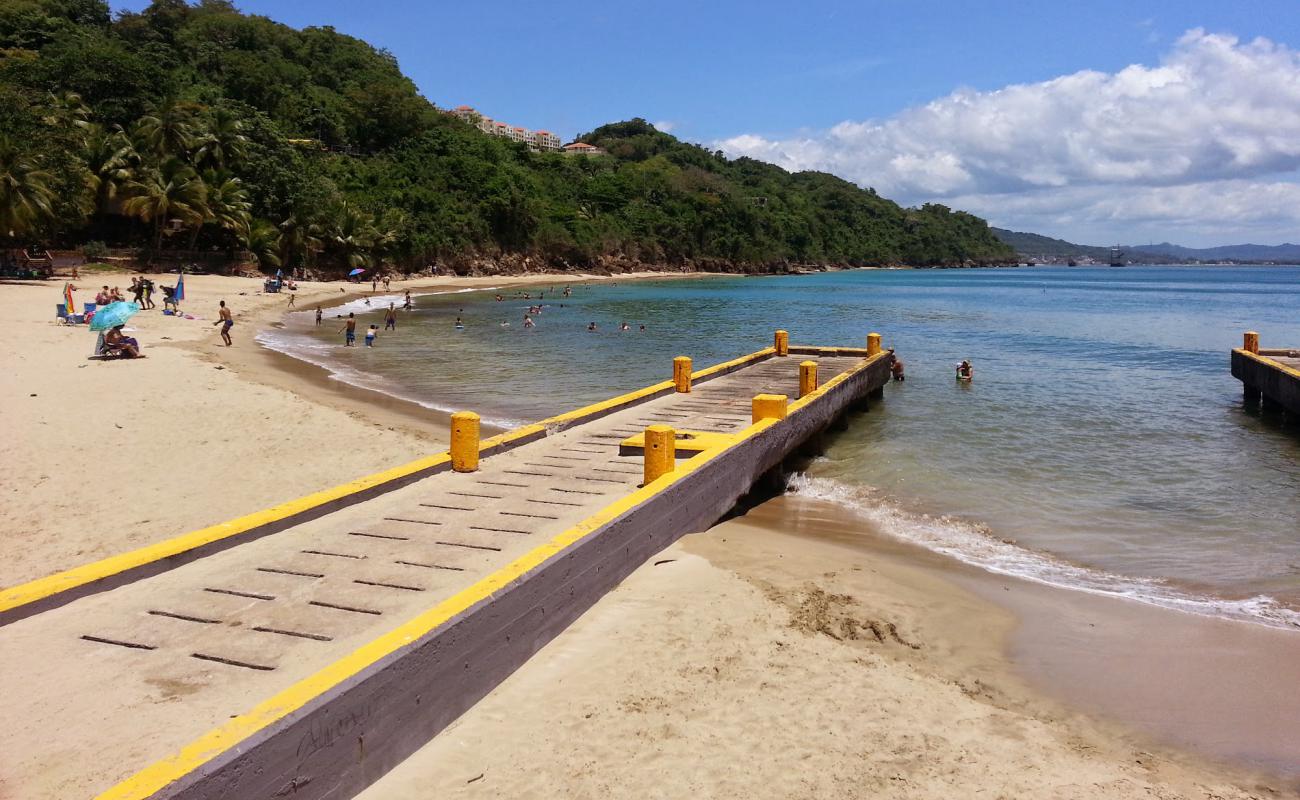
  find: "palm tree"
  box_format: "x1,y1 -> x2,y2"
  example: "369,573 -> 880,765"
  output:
193,107 -> 248,171
82,125 -> 136,218
326,201 -> 377,269
239,218 -> 282,271
44,91 -> 92,131
279,206 -> 321,269
0,137 -> 56,241
189,169 -> 250,249
134,98 -> 201,160
123,156 -> 209,251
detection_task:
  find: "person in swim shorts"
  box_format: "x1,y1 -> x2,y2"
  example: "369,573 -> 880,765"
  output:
215,300 -> 233,346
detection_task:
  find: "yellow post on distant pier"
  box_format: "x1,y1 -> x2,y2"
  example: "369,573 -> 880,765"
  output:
774,330 -> 789,356
673,356 -> 692,393
867,332 -> 882,357
451,411 -> 480,472
799,361 -> 817,398
752,393 -> 789,423
1244,331 -> 1260,354
643,425 -> 676,484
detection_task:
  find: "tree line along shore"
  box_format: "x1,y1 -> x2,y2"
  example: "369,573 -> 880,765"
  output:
1,0 -> 1015,279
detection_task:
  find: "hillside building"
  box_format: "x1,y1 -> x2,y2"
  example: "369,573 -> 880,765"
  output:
448,105 -> 562,152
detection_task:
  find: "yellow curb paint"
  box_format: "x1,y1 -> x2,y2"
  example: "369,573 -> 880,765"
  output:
1234,348 -> 1300,380
97,348 -> 886,800
1,348 -> 778,620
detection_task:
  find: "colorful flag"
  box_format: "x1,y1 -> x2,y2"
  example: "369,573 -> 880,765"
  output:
63,282 -> 76,316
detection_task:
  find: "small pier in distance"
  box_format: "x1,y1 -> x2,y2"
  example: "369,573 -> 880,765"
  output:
1232,331 -> 1300,417
0,331 -> 893,800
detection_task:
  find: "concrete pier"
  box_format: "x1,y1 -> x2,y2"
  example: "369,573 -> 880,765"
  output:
0,340 -> 892,800
1232,332 -> 1300,418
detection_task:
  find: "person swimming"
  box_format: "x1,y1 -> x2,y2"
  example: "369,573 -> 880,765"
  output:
455,316 -> 464,329
620,322 -> 630,331
956,360 -> 973,381
587,322 -> 597,332
523,314 -> 535,328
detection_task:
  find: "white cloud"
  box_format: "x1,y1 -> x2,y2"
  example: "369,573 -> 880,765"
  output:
718,31 -> 1300,245
651,120 -> 676,133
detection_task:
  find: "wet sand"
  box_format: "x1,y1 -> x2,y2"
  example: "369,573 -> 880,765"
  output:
738,493 -> 1300,787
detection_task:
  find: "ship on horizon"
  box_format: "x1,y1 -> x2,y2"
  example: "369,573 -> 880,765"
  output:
1109,246 -> 1125,267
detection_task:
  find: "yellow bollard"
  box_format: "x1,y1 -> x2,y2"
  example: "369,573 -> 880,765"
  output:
673,356 -> 692,393
752,393 -> 789,424
774,329 -> 789,356
799,360 -> 818,398
1244,331 -> 1260,354
643,425 -> 676,484
867,332 -> 882,357
451,411 -> 481,472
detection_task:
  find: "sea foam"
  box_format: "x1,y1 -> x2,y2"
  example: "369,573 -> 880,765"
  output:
786,473 -> 1300,630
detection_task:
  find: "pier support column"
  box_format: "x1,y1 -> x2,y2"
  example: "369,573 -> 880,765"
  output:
1244,384 -> 1261,403
673,356 -> 692,393
799,361 -> 818,398
1244,331 -> 1260,354
451,411 -> 481,473
752,393 -> 789,424
867,332 -> 882,357
643,425 -> 676,485
775,330 -> 789,356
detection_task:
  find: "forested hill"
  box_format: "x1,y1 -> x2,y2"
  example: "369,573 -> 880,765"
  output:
0,0 -> 1015,274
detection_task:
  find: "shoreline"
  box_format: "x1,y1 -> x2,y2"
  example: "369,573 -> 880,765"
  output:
242,280 -> 1300,789
731,494 -> 1300,786
2,269 -> 1295,796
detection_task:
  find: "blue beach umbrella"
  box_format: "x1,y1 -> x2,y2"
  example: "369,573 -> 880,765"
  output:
89,301 -> 140,331
349,268 -> 365,276
174,271 -> 186,302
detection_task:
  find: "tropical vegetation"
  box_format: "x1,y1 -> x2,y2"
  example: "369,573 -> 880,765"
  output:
0,0 -> 1014,273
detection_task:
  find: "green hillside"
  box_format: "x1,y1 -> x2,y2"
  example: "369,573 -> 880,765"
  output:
0,0 -> 1015,273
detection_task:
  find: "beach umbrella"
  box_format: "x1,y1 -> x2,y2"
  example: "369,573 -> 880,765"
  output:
349,268 -> 365,276
174,271 -> 186,303
89,301 -> 140,331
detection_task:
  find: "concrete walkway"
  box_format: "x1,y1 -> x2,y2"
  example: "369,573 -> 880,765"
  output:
0,353 -> 864,799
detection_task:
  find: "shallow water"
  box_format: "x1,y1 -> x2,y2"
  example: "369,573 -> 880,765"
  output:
261,266 -> 1300,627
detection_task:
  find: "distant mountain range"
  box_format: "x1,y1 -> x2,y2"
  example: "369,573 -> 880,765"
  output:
992,229 -> 1300,264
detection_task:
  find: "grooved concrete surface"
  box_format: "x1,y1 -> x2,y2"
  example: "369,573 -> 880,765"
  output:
0,354 -> 864,800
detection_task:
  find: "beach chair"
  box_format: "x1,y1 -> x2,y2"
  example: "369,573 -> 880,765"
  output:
56,304 -> 74,324
84,302 -> 97,316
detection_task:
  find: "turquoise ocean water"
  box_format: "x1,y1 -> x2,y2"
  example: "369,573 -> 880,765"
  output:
260,266 -> 1300,628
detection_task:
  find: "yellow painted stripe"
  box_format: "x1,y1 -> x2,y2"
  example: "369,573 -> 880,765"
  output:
97,348 -> 883,800
1236,348 -> 1300,381
0,349 -> 774,620
0,452 -> 450,615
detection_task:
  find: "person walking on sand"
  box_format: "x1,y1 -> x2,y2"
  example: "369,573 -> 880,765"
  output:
384,303 -> 397,331
315,306 -> 323,326
340,313 -> 357,346
130,277 -> 144,305
215,300 -> 234,346
287,291 -> 296,307
383,275 -> 391,291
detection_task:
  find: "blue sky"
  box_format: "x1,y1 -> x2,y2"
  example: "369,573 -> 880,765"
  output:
110,1 -> 1300,246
